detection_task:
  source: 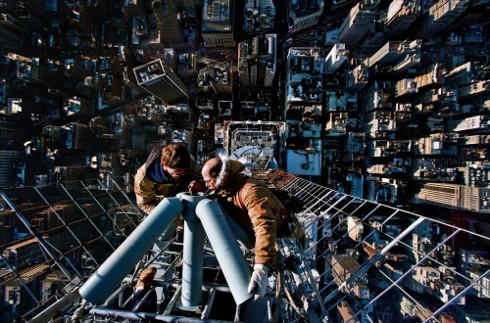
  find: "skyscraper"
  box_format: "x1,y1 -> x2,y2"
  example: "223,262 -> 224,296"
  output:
152,0 -> 184,46
201,0 -> 234,48
133,58 -> 190,104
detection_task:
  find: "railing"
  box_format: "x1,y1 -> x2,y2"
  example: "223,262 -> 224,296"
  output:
0,177 -> 143,322
1,171 -> 489,322
261,169 -> 490,322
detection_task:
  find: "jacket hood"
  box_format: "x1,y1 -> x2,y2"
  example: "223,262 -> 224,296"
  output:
215,156 -> 245,189
136,267 -> 157,288
144,146 -> 162,171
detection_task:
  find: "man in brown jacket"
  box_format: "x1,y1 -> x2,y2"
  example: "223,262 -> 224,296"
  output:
134,143 -> 203,214
201,156 -> 304,297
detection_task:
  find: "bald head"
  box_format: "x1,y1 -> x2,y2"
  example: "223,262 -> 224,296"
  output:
202,157 -> 222,190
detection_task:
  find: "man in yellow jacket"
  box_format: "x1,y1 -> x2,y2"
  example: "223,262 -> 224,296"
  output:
134,143 -> 203,214
201,156 -> 304,297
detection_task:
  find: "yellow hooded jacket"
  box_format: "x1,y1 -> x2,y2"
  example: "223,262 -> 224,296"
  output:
134,146 -> 202,214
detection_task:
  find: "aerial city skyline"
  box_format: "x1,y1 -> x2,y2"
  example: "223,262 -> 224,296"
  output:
0,0 -> 489,322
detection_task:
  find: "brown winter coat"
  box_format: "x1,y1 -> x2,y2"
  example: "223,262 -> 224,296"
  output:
216,160 -> 303,268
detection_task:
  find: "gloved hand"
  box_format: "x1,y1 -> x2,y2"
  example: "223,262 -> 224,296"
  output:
247,264 -> 269,297
188,181 -> 204,193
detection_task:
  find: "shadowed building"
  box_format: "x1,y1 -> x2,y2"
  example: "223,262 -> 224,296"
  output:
133,59 -> 190,104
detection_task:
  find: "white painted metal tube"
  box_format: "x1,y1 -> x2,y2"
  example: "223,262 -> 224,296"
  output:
79,197 -> 183,304
179,193 -> 208,308
196,199 -> 253,305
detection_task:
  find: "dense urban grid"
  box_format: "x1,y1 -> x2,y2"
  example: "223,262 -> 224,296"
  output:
0,0 -> 489,322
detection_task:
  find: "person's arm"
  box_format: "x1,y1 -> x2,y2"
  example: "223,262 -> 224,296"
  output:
134,167 -> 159,214
241,184 -> 277,268
188,160 -> 205,193
242,184 -> 277,297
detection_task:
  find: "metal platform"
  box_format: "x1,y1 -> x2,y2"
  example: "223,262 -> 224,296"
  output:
1,172 -> 489,322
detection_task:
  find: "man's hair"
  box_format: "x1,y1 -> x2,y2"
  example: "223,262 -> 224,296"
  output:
160,143 -> 191,168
